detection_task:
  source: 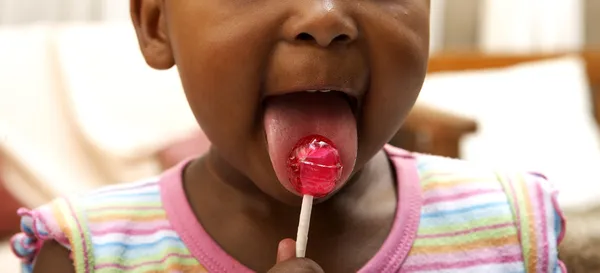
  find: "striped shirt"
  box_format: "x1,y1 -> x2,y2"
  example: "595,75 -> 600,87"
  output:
10,145 -> 566,272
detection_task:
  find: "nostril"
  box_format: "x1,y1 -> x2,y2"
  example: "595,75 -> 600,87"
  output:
296,32 -> 314,41
293,32 -> 353,46
333,34 -> 350,43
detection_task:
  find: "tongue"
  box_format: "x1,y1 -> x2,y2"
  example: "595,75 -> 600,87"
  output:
264,92 -> 357,196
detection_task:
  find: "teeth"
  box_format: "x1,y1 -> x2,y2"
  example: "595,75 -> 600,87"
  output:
306,89 -> 331,93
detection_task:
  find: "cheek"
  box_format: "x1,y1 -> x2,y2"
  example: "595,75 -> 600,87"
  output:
167,6 -> 280,151
356,1 -> 429,159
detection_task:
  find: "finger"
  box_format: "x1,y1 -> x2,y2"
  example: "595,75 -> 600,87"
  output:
268,258 -> 324,273
276,238 -> 296,263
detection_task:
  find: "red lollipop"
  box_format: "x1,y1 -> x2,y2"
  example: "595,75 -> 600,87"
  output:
287,135 -> 343,197
288,135 -> 343,258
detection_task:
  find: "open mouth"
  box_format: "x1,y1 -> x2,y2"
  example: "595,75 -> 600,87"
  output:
262,89 -> 359,197
263,89 -> 359,118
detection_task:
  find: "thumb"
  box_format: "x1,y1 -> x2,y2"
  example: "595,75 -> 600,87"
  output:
276,238 -> 296,263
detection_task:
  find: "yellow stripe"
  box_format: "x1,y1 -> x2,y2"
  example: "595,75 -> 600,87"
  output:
518,175 -> 538,273
421,178 -> 496,192
53,198 -> 88,272
409,235 -> 520,255
88,213 -> 167,222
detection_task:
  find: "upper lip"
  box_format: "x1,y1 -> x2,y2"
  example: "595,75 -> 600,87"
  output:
262,46 -> 368,103
262,85 -> 362,115
262,85 -> 363,100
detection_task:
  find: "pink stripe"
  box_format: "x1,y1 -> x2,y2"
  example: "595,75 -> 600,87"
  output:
403,245 -> 522,266
402,254 -> 523,272
94,252 -> 195,270
423,188 -> 503,205
66,199 -> 90,273
417,222 -> 514,239
92,227 -> 174,237
559,261 -> 567,272
89,221 -> 171,236
38,208 -> 70,245
29,211 -> 45,247
19,235 -> 29,252
534,181 -> 549,273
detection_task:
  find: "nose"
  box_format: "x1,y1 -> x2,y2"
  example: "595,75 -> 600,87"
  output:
283,0 -> 358,47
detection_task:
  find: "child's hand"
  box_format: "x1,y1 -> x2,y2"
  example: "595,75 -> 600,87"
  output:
268,238 -> 324,273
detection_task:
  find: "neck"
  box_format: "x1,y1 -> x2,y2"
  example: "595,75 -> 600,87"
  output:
184,146 -> 395,229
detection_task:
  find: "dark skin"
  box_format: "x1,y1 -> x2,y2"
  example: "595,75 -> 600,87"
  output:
33,0 -> 429,271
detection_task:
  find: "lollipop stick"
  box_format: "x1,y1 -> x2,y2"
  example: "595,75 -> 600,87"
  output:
296,194 -> 314,257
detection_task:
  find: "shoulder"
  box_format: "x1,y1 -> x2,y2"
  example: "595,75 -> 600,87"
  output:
413,152 -> 563,199
11,177 -> 164,272
411,153 -> 567,272
412,153 -> 508,204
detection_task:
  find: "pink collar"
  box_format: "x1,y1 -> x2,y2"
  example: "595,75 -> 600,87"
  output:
160,145 -> 422,272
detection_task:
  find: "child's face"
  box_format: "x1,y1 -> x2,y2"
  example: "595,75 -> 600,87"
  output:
133,0 -> 429,203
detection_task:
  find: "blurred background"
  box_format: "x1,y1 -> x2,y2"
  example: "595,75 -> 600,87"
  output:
0,0 -> 599,271
2,0 -> 596,52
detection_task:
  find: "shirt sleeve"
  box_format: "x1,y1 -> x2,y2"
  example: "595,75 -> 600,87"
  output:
497,171 -> 567,273
499,169 -> 567,273
10,196 -> 91,273
10,204 -> 71,272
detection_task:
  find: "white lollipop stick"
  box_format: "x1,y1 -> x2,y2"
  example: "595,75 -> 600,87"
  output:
296,194 -> 314,257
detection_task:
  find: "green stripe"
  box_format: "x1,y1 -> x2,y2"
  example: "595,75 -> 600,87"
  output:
95,251 -> 198,266
514,174 -> 534,269
420,174 -> 498,187
496,172 -> 532,272
510,174 -> 532,247
413,225 -> 517,246
56,198 -> 96,272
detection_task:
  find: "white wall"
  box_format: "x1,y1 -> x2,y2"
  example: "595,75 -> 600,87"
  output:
429,0 -> 445,54
0,0 -> 129,25
479,0 -> 584,53
100,0 -> 130,21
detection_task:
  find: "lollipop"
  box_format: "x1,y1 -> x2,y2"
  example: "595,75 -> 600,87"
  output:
287,135 -> 342,257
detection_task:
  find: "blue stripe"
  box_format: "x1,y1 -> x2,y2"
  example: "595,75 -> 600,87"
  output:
21,223 -> 33,235
419,202 -> 512,227
95,191 -> 159,198
91,192 -> 161,203
94,239 -> 190,260
89,184 -> 159,197
421,201 -> 507,218
554,210 -> 562,239
93,236 -> 184,250
23,263 -> 33,273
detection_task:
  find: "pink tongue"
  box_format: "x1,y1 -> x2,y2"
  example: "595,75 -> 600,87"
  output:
264,92 -> 357,197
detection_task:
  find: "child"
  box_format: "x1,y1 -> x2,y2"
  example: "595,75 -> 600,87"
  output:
11,0 -> 566,272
